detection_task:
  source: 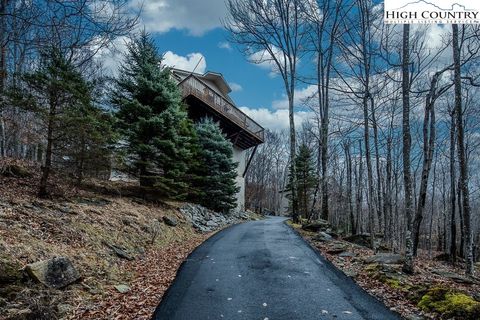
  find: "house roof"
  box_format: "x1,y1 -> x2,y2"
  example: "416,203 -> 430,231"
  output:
170,68 -> 233,101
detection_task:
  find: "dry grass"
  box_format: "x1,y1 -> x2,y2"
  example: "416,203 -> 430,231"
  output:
0,159 -> 212,319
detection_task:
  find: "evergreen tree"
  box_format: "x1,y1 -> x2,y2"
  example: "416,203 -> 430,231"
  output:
17,48 -> 93,196
287,144 -> 317,220
193,118 -> 239,212
111,31 -> 195,198
61,101 -> 117,185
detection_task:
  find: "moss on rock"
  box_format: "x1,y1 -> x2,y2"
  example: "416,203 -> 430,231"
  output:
418,286 -> 480,320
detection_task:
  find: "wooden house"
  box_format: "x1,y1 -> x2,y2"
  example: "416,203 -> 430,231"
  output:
171,68 -> 264,210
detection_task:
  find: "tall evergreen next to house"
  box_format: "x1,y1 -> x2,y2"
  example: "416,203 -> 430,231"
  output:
111,31 -> 195,198
193,118 -> 239,213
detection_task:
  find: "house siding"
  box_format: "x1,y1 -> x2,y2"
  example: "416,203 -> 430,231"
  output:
233,146 -> 246,210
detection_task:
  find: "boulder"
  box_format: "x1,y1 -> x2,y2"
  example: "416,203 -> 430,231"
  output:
432,269 -> 479,284
327,243 -> 348,255
105,243 -> 134,261
365,253 -> 404,265
163,216 -> 178,227
302,220 -> 330,232
313,232 -> 333,242
25,257 -> 80,289
179,203 -> 242,233
114,284 -> 130,293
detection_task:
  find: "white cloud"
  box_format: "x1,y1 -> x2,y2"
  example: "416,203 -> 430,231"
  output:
272,85 -> 318,110
95,36 -> 131,76
249,47 -> 286,78
229,82 -> 243,92
249,46 -> 300,78
129,0 -> 227,36
163,51 -> 207,73
239,107 -> 313,132
218,42 -> 233,51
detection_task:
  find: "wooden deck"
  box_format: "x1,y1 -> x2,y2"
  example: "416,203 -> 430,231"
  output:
178,75 -> 265,144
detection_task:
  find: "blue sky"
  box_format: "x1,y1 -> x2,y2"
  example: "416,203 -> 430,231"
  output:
154,28 -> 286,109
101,0 -> 314,131
101,0 -> 460,132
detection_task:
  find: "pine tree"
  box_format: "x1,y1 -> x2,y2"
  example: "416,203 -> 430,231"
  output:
61,101 -> 116,185
287,144 -> 317,220
17,48 -> 93,196
193,118 -> 239,213
111,31 -> 195,198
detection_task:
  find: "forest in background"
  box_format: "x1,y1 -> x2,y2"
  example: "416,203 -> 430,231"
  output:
230,0 -> 480,276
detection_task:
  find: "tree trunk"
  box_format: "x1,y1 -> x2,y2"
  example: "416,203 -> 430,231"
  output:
370,97 -> 383,234
449,109 -> 457,263
39,100 -> 56,197
288,92 -> 298,222
344,140 -> 355,235
452,24 -> 474,276
413,76 -> 438,255
358,140 -> 364,233
402,24 -> 415,274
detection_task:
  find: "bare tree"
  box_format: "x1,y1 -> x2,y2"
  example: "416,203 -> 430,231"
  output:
402,24 -> 414,274
452,24 -> 474,276
225,0 -> 308,221
303,0 -> 344,221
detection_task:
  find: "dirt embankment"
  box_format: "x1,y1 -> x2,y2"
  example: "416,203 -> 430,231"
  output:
0,159 -> 249,319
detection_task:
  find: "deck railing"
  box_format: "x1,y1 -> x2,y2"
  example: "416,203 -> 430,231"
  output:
179,75 -> 265,141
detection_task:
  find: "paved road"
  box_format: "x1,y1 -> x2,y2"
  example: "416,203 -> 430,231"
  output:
152,217 -> 401,320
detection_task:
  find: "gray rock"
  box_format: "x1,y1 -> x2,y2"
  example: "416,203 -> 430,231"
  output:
327,243 -> 348,255
109,244 -> 134,261
313,232 -> 333,242
163,216 -> 178,227
25,256 -> 80,289
339,252 -> 356,258
206,220 -> 217,227
432,269 -> 479,284
179,203 -> 248,233
302,220 -> 330,232
365,253 -> 404,265
114,284 -> 130,293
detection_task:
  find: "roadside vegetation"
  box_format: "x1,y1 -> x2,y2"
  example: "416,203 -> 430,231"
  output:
290,220 -> 480,319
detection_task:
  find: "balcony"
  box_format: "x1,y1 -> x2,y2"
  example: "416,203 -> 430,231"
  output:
178,75 -> 265,149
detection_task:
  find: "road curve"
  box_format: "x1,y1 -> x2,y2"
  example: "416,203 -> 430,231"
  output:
152,217 -> 401,320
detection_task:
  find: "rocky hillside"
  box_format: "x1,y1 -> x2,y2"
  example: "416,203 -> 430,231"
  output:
293,220 -> 480,320
0,159 -> 258,320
